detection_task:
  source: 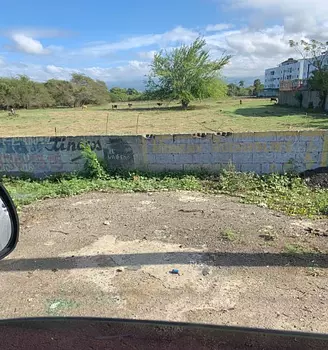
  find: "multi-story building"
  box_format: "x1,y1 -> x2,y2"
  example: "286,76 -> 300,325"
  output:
263,55 -> 328,96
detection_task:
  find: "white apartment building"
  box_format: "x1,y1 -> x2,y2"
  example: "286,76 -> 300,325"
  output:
265,58 -> 307,89
264,54 -> 328,93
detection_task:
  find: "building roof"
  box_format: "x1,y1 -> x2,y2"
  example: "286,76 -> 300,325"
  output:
280,58 -> 298,66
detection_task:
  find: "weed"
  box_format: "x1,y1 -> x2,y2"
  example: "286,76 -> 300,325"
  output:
222,228 -> 237,241
205,169 -> 328,217
283,243 -> 313,255
2,166 -> 328,219
80,143 -> 107,179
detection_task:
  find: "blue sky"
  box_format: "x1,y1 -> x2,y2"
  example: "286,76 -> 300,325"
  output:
0,0 -> 327,88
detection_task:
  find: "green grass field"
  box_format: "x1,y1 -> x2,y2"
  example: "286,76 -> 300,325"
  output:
1,98 -> 328,137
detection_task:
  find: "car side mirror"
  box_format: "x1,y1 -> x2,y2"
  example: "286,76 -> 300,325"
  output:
0,184 -> 19,260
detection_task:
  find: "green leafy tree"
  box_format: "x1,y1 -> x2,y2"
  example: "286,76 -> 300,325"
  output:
109,87 -> 142,102
147,38 -> 231,108
227,83 -> 255,97
126,88 -> 139,95
15,75 -> 34,108
71,73 -> 110,106
248,86 -> 255,96
30,82 -> 55,108
227,83 -> 240,96
45,79 -> 75,107
253,79 -> 264,96
0,79 -> 12,108
206,79 -> 228,98
239,80 -> 245,88
308,70 -> 328,108
109,87 -> 127,102
294,91 -> 304,108
290,39 -> 328,109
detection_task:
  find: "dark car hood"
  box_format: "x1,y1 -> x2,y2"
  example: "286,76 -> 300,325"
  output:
0,317 -> 328,349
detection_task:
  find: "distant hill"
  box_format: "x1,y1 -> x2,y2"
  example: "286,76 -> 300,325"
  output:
224,76 -> 264,86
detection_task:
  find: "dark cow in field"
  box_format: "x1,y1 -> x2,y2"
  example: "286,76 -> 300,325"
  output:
157,103 -> 163,107
128,103 -> 133,108
270,98 -> 278,103
112,104 -> 118,110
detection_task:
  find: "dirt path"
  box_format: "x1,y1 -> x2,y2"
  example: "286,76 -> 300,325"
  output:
1,191 -> 328,333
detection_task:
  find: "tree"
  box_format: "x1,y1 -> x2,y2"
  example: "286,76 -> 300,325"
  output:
126,88 -> 139,95
0,79 -> 11,108
30,82 -> 55,108
147,38 -> 231,108
109,87 -> 127,102
290,39 -> 328,109
239,80 -> 245,88
294,91 -> 304,108
227,83 -> 239,96
71,73 -> 110,106
45,79 -> 75,107
253,79 -> 264,96
15,75 -> 33,108
0,74 -> 111,109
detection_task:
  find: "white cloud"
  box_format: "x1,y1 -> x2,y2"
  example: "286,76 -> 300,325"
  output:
3,27 -> 71,38
45,65 -> 64,74
227,0 -> 328,37
161,26 -> 198,43
205,23 -> 233,32
0,60 -> 150,84
224,26 -> 296,57
2,27 -> 69,55
229,0 -> 328,16
10,33 -> 50,55
78,26 -> 198,57
138,50 -> 157,60
84,61 -> 150,81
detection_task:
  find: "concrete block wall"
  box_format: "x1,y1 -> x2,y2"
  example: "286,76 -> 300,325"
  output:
0,131 -> 327,177
279,90 -> 328,110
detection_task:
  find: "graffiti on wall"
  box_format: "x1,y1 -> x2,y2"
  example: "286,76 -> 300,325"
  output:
0,138 -> 63,173
45,137 -> 102,152
0,136 -> 135,174
0,140 -> 43,154
103,138 -> 134,169
0,153 -> 64,173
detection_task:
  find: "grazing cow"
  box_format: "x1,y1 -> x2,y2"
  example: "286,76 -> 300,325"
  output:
128,103 -> 133,108
112,104 -> 118,110
270,98 -> 278,103
82,105 -> 88,109
157,102 -> 163,107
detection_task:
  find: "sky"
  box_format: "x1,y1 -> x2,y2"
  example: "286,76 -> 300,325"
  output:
0,0 -> 328,89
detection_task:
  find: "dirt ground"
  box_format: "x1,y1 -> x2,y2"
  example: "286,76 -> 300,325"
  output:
1,191 -> 328,333
302,167 -> 328,189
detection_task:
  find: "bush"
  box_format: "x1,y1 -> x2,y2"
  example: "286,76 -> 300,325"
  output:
80,143 -> 107,179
